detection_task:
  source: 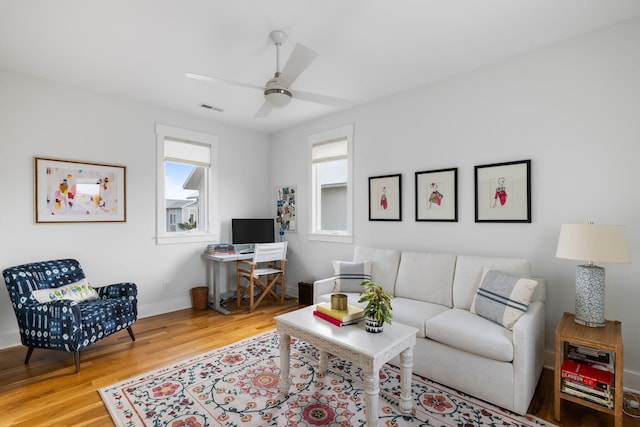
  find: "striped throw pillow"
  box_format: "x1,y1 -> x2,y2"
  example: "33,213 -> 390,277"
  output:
332,261 -> 372,293
470,268 -> 538,330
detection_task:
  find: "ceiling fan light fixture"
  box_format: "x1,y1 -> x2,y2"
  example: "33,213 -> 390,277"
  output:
264,88 -> 292,108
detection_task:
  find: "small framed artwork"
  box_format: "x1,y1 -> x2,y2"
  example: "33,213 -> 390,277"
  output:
35,157 -> 126,223
276,185 -> 296,232
474,159 -> 531,223
415,168 -> 458,222
369,174 -> 402,221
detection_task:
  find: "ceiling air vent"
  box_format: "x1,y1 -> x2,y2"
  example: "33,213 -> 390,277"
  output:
200,104 -> 224,112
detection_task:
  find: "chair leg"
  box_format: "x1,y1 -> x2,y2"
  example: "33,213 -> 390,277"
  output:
249,276 -> 255,311
74,351 -> 80,373
127,326 -> 136,341
24,346 -> 35,365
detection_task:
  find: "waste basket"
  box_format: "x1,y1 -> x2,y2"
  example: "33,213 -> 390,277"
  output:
191,286 -> 209,310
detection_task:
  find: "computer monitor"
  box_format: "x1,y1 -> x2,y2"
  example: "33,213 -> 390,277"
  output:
231,218 -> 275,245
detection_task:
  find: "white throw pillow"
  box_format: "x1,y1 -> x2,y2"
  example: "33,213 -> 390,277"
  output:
332,260 -> 372,293
470,268 -> 538,330
31,278 -> 99,303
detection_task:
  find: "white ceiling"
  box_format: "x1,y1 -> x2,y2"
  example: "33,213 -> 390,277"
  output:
2,1 -> 640,134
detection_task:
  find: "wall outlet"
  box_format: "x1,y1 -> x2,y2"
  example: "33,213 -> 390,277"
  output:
162,281 -> 169,292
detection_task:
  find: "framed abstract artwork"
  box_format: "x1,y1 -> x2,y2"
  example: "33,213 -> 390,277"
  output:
415,167 -> 458,222
474,159 -> 531,223
35,157 -> 126,223
369,174 -> 402,221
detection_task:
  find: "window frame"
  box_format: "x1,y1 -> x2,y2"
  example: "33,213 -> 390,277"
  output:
308,124 -> 354,243
155,124 -> 218,245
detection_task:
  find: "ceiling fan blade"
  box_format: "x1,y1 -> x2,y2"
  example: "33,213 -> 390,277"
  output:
255,102 -> 273,118
292,90 -> 351,108
185,72 -> 264,91
278,43 -> 318,88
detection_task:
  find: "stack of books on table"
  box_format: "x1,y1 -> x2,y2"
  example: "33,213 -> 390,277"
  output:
561,359 -> 613,408
313,302 -> 364,327
206,243 -> 235,255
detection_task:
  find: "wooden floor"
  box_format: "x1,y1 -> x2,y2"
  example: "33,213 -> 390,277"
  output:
1,297 -> 638,426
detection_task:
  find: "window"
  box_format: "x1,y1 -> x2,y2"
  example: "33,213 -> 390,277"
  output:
309,124 -> 353,243
156,124 -> 218,245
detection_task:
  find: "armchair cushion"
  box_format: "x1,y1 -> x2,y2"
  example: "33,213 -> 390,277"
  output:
31,278 -> 99,303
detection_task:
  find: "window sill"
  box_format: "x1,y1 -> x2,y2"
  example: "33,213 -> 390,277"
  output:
156,233 -> 218,245
308,233 -> 353,244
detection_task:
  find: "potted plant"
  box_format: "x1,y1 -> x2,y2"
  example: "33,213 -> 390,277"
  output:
358,280 -> 393,333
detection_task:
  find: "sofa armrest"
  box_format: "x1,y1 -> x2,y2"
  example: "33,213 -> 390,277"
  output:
312,277 -> 336,304
512,300 -> 546,413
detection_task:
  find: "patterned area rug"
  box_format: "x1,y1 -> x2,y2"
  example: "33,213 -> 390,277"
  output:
100,330 -> 555,427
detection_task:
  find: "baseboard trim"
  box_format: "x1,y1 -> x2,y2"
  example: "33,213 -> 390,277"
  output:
544,349 -> 640,393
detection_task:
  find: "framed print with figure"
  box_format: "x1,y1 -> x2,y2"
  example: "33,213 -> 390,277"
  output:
369,174 -> 402,221
474,159 -> 530,223
35,157 -> 126,223
415,167 -> 458,222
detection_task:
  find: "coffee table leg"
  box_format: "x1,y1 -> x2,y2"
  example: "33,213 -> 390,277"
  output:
319,349 -> 328,372
399,347 -> 414,414
364,370 -> 380,426
279,332 -> 291,394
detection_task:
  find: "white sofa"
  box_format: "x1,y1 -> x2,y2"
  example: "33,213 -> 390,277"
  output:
312,246 -> 546,415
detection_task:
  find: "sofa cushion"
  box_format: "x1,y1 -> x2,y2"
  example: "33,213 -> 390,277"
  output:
332,260 -> 372,293
426,309 -> 514,362
354,247 -> 400,296
394,252 -> 456,307
452,255 -> 531,310
31,278 -> 99,303
391,297 -> 449,337
470,268 -> 539,330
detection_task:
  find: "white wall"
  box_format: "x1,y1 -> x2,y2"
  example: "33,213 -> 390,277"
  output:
0,69 -> 271,347
270,18 -> 640,389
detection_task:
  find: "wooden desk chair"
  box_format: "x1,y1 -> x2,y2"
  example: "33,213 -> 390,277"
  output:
236,241 -> 287,311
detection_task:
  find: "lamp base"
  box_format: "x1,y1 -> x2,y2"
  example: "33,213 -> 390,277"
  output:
574,264 -> 605,328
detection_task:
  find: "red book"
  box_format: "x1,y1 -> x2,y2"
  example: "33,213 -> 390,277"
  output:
561,359 -> 611,391
313,310 -> 362,327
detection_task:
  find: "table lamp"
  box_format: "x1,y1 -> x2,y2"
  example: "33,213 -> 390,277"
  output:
556,223 -> 629,327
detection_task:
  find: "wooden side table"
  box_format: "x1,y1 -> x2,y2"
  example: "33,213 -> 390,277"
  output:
554,312 -> 623,427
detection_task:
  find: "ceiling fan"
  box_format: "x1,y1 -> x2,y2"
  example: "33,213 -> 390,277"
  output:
186,30 -> 349,118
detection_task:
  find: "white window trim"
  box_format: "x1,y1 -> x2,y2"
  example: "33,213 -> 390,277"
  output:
155,124 -> 219,245
308,124 -> 353,244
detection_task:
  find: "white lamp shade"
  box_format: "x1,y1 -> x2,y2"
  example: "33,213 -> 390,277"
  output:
556,224 -> 629,264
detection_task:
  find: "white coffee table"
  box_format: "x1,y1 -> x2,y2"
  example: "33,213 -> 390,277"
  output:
275,305 -> 418,426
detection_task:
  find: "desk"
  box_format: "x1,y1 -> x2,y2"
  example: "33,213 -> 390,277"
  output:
201,252 -> 253,315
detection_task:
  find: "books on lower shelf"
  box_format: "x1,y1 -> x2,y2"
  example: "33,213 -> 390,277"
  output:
561,359 -> 613,408
567,343 -> 614,372
313,310 -> 364,327
315,302 -> 364,323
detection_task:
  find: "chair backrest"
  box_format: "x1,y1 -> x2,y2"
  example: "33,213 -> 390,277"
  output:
3,259 -> 85,307
253,242 -> 288,264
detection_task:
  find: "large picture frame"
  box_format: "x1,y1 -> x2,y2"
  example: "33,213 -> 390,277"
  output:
369,174 -> 402,221
276,185 -> 296,232
415,167 -> 458,222
474,159 -> 531,223
35,157 -> 126,223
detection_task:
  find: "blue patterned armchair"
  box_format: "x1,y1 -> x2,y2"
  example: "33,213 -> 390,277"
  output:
3,259 -> 137,373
